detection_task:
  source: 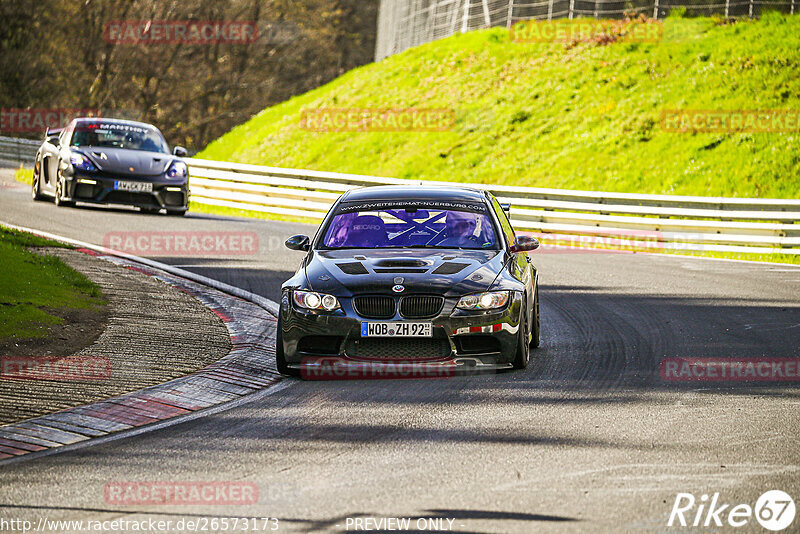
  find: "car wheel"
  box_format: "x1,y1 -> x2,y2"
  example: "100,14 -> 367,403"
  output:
166,210 -> 186,216
140,207 -> 160,214
512,297 -> 530,369
530,284 -> 540,349
32,161 -> 44,201
54,175 -> 74,207
275,313 -> 299,377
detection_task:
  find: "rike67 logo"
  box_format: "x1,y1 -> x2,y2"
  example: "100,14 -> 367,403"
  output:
668,490 -> 795,531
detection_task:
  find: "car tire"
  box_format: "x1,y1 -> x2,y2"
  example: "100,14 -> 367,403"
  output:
512,297 -> 530,369
530,284 -> 540,349
166,210 -> 186,216
32,161 -> 44,201
141,207 -> 160,215
275,313 -> 300,377
54,175 -> 74,207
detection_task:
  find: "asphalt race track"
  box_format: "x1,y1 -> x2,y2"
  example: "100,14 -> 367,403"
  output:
1,167 -> 799,533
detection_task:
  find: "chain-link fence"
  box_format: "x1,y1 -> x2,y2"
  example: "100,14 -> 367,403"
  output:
376,0 -> 797,59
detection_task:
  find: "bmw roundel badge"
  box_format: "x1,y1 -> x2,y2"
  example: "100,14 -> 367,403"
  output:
392,285 -> 405,293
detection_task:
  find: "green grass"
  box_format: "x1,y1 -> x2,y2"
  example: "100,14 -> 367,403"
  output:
195,13 -> 800,266
14,166 -> 33,185
0,226 -> 106,339
663,249 -> 800,264
199,12 -> 800,199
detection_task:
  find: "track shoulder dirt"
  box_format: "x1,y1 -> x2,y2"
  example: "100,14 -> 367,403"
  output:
0,248 -> 231,426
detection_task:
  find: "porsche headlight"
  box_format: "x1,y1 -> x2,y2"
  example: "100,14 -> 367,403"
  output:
456,291 -> 510,311
293,290 -> 341,311
166,160 -> 188,179
70,152 -> 97,172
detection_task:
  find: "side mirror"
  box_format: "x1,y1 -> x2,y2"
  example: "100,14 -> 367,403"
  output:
510,235 -> 539,253
173,146 -> 188,157
500,203 -> 511,215
47,135 -> 60,146
285,234 -> 310,252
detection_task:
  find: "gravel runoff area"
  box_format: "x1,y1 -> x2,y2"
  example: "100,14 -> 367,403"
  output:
0,248 -> 232,425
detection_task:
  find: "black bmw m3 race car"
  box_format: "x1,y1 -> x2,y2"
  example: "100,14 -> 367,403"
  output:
31,118 -> 189,215
277,185 -> 541,378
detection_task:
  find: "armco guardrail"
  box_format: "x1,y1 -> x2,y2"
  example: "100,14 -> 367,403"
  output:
0,135 -> 39,166
186,158 -> 800,255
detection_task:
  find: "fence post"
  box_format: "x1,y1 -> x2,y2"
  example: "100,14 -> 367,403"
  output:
462,0 -> 470,32
548,0 -> 554,20
16,138 -> 21,166
725,0 -> 730,17
569,0 -> 574,19
653,0 -> 659,19
749,0 -> 753,17
481,0 -> 491,26
791,0 -> 795,14
506,0 -> 514,29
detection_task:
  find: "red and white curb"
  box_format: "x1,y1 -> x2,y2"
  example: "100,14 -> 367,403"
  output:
0,223 -> 283,464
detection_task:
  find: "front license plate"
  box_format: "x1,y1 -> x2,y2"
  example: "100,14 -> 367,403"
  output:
362,322 -> 432,337
114,180 -> 153,193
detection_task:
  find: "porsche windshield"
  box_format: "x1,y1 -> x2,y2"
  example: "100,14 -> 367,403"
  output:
321,204 -> 499,250
70,122 -> 169,153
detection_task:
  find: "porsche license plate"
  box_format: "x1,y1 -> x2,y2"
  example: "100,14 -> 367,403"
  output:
114,180 -> 153,193
362,322 -> 432,337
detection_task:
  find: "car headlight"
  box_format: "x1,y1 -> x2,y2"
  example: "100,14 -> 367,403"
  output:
456,291 -> 510,311
293,290 -> 341,311
166,160 -> 188,179
70,152 -> 97,172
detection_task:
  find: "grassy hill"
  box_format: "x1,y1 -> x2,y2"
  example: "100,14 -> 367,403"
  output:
198,12 -> 800,199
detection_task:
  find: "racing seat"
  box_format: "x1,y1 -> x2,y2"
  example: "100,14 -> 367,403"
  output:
342,215 -> 389,247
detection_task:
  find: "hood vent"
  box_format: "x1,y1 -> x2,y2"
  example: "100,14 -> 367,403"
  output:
432,262 -> 470,275
374,258 -> 429,268
374,268 -> 428,274
336,262 -> 369,275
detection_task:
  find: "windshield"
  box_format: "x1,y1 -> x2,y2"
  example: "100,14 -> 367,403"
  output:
321,202 -> 499,250
70,122 -> 169,153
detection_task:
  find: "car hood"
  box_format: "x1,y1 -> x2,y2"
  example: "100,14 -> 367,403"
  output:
78,147 -> 173,176
305,248 -> 507,297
